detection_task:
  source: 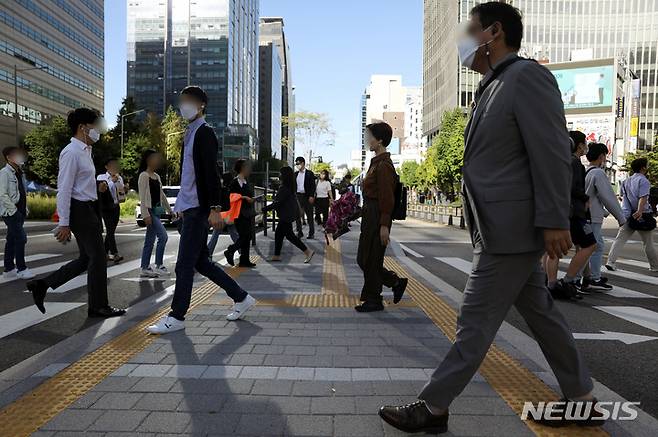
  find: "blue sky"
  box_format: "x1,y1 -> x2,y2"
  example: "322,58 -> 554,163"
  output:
104,0 -> 423,166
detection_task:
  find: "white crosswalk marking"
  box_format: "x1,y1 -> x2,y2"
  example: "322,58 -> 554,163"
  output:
436,257 -> 657,299
616,258 -> 652,269
0,303 -> 85,340
594,306 -> 658,333
399,244 -> 423,258
22,256 -> 173,294
23,253 -> 62,262
0,261 -> 69,285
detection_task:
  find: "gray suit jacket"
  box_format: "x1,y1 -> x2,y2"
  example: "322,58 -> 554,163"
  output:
462,55 -> 572,254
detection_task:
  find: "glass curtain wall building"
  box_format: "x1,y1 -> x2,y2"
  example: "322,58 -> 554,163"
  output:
0,0 -> 104,148
127,0 -> 259,170
424,0 -> 658,149
258,42 -> 282,164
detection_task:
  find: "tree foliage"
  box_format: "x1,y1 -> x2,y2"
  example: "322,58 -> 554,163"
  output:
120,133 -> 152,183
23,116 -> 70,186
282,111 -> 334,160
310,161 -> 332,176
623,150 -> 658,186
161,106 -> 187,184
399,160 -> 420,188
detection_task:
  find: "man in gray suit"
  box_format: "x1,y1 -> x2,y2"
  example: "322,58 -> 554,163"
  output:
379,3 -> 601,433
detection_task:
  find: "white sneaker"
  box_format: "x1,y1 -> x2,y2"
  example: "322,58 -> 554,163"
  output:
17,268 -> 35,279
154,265 -> 170,276
146,315 -> 185,334
226,295 -> 257,321
140,267 -> 159,278
2,269 -> 17,278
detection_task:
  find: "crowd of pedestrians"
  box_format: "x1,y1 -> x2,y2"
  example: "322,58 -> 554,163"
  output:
2,3 -> 658,433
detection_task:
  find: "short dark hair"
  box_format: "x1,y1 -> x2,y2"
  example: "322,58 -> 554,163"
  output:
234,158 -> 248,174
631,157 -> 648,173
569,130 -> 587,152
2,146 -> 20,160
67,107 -> 100,135
181,86 -> 208,108
366,122 -> 393,147
295,156 -> 305,165
104,157 -> 118,167
470,2 -> 523,50
586,143 -> 608,162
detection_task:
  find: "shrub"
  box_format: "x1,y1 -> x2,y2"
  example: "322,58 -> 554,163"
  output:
26,193 -> 57,220
120,197 -> 139,218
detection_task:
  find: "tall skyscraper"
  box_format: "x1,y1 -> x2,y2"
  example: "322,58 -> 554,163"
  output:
360,75 -> 420,170
258,41 -> 282,164
0,0 -> 104,148
423,0 -> 658,151
127,0 -> 259,170
259,17 -> 294,165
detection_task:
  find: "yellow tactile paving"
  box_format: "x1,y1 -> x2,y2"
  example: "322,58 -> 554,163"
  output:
383,257 -> 609,437
0,257 -> 259,437
211,295 -> 416,308
321,236 -> 349,295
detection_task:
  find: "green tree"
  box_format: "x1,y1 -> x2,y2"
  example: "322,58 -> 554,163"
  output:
282,111 -> 334,160
23,116 -> 70,185
161,106 -> 187,184
348,167 -> 362,178
120,133 -> 151,183
399,160 -> 420,187
310,161 -> 332,176
623,150 -> 658,186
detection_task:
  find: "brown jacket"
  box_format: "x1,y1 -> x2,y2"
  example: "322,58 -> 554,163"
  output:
363,152 -> 396,227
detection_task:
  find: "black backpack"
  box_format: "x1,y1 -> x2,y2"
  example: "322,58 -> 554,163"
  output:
392,174 -> 407,221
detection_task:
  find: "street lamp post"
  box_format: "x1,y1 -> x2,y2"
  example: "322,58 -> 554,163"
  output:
120,109 -> 145,159
13,63 -> 48,147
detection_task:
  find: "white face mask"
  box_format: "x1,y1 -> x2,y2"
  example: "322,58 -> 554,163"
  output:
457,25 -> 493,69
86,127 -> 100,143
180,103 -> 200,121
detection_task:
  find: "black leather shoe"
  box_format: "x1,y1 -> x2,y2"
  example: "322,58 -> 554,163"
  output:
238,261 -> 257,268
88,306 -> 126,318
379,400 -> 449,434
355,302 -> 385,313
224,249 -> 235,266
532,398 -> 606,428
27,279 -> 48,314
392,278 -> 408,304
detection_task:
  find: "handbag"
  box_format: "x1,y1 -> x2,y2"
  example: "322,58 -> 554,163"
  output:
628,213 -> 657,231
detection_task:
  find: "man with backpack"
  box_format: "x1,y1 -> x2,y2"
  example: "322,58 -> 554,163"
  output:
581,143 -> 625,289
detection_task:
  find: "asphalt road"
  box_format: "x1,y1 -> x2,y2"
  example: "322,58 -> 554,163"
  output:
391,219 -> 658,419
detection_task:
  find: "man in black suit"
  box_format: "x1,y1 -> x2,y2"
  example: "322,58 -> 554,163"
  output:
294,156 -> 316,239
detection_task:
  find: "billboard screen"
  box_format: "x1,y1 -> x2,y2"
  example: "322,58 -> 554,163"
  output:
549,64 -> 615,113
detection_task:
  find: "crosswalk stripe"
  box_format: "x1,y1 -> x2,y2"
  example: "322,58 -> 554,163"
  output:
560,259 -> 658,286
435,257 -> 657,299
399,244 -> 423,258
0,303 -> 86,340
595,306 -> 658,333
0,261 -> 69,285
616,258 -> 652,269
21,255 -> 173,294
24,253 -> 62,262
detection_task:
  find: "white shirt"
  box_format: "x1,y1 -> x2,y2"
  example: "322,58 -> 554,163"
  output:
237,175 -> 247,188
296,169 -> 306,193
57,137 -> 97,226
316,180 -> 332,198
96,171 -> 124,204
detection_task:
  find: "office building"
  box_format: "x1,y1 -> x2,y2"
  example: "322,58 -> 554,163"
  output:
0,0 -> 104,148
402,86 -> 424,163
127,0 -> 259,170
260,17 -> 294,165
360,75 -> 421,170
258,41 -> 282,163
423,0 -> 658,151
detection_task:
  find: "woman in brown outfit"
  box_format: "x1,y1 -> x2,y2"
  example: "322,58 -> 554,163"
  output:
355,122 -> 408,312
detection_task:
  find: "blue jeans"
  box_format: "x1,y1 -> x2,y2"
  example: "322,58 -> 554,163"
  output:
3,211 -> 27,272
170,207 -> 248,320
207,224 -> 239,258
588,223 -> 604,280
141,213 -> 168,269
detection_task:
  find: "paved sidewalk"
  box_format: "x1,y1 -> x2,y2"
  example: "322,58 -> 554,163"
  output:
0,223 -> 646,436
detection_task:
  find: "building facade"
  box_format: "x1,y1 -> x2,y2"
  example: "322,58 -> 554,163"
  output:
401,86 -> 424,163
127,0 -> 259,170
360,75 -> 421,170
423,0 -> 658,150
0,0 -> 104,149
259,17 -> 294,165
258,42 -> 282,163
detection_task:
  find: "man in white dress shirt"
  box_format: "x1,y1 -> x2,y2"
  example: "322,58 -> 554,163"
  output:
27,108 -> 126,318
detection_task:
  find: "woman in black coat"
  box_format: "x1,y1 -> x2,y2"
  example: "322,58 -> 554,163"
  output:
264,166 -> 315,263
225,159 -> 256,267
